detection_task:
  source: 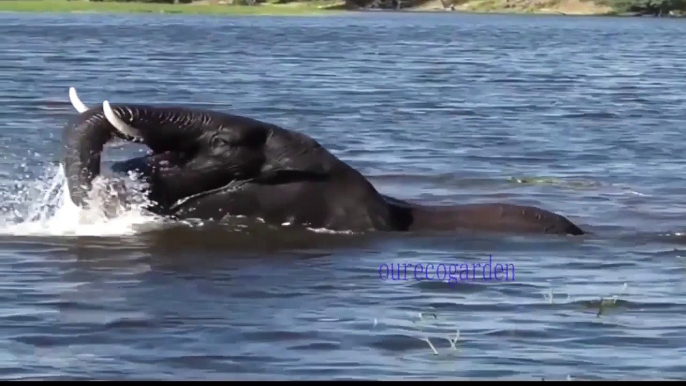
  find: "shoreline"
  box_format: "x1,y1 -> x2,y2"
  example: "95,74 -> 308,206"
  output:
0,0 -> 346,16
0,0 -> 682,17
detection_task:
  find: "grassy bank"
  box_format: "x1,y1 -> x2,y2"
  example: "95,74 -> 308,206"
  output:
0,0 -> 682,17
0,0 -> 344,15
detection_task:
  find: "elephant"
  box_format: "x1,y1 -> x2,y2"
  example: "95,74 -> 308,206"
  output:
61,88 -> 584,236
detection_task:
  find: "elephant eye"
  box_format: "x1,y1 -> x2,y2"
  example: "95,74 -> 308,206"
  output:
211,136 -> 232,148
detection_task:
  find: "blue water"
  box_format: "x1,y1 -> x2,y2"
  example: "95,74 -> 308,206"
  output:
0,11 -> 685,380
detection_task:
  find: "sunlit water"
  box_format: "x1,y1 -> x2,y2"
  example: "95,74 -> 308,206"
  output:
0,12 -> 685,380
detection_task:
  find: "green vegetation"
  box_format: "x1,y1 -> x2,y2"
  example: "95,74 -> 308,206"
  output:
0,0 -> 344,15
0,0 -> 683,16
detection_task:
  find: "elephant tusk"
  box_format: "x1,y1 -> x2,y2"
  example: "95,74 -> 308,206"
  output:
69,87 -> 88,113
103,100 -> 144,141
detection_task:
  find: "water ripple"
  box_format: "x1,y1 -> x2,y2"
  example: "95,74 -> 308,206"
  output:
0,11 -> 684,381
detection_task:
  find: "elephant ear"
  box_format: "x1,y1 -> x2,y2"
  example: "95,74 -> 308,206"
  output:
260,127 -> 339,178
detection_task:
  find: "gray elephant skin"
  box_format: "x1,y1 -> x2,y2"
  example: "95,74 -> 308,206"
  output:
61,88 -> 585,236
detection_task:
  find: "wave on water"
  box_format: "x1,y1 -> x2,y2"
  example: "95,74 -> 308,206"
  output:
0,162 -> 356,243
0,164 -> 163,238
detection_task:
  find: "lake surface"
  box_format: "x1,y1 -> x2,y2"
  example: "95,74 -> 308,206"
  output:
0,10 -> 685,380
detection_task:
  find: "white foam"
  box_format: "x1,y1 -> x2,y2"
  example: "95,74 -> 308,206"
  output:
0,164 -> 161,237
0,163 -> 362,237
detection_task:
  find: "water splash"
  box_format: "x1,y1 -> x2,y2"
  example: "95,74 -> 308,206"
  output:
0,162 -> 361,238
0,164 -> 162,237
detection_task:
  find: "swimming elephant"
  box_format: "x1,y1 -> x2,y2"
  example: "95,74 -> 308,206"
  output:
62,88 -> 585,236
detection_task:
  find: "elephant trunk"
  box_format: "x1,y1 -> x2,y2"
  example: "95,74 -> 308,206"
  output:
61,108 -> 114,207
62,101 -> 210,208
102,101 -> 206,154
